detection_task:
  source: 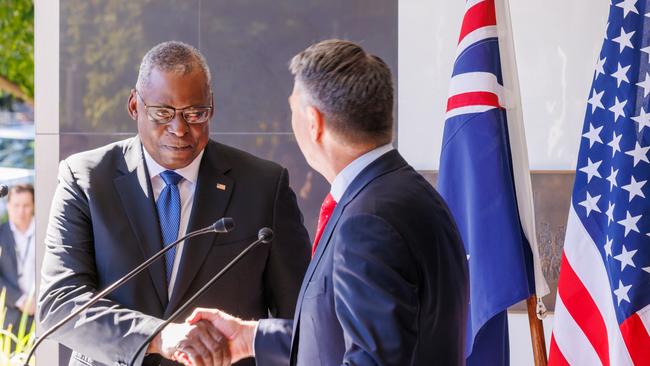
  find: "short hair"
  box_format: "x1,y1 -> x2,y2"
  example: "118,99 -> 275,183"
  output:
7,183 -> 34,203
136,41 -> 212,91
289,39 -> 394,145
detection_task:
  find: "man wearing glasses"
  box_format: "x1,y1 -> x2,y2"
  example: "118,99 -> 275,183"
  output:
39,41 -> 311,366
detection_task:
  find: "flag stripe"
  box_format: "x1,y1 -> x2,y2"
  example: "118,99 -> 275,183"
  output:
558,206 -> 634,365
552,294 -> 603,365
459,0 -> 496,44
445,105 -> 496,120
557,254 -> 610,366
448,71 -> 504,101
619,313 -> 650,365
548,335 -> 570,366
456,26 -> 499,59
446,91 -> 501,112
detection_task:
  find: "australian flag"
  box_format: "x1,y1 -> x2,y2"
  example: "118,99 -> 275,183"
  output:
437,0 -> 547,364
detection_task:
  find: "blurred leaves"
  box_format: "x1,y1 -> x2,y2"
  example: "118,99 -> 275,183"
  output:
0,0 -> 34,105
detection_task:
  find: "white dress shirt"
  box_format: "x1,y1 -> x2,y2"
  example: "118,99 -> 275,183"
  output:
142,148 -> 204,297
11,219 -> 35,307
330,143 -> 394,201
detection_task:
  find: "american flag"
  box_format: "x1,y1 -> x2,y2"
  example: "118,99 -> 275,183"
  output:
438,0 -> 548,364
549,1 -> 650,365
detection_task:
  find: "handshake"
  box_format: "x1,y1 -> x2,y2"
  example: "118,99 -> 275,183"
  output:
150,308 -> 258,366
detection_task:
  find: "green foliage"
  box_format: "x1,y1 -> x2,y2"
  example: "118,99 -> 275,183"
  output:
0,0 -> 34,102
0,288 -> 35,366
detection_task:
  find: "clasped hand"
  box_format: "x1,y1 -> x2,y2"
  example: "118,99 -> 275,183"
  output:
157,308 -> 257,366
151,319 -> 231,366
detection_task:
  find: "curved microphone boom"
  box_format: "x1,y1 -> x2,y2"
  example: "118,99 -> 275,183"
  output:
129,227 -> 274,366
23,217 -> 235,366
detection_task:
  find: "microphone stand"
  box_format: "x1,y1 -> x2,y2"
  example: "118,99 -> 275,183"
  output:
23,218 -> 234,366
129,227 -> 273,366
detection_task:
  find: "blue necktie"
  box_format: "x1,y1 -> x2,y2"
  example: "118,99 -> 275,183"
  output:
157,170 -> 183,285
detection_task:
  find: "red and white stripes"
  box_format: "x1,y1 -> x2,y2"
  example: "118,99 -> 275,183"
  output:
550,205 -> 634,365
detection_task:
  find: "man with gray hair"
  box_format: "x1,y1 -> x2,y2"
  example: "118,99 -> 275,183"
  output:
39,41 -> 311,366
185,39 -> 469,366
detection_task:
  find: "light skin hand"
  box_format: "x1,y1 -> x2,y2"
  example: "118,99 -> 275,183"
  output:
146,320 -> 230,366
181,308 -> 258,364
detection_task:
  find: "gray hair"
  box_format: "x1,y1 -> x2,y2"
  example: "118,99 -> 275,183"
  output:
289,39 -> 394,145
136,41 -> 212,90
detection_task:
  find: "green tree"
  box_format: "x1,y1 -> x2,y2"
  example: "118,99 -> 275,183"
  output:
0,0 -> 34,106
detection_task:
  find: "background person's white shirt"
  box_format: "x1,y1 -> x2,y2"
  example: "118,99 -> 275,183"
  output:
142,147 -> 204,298
11,219 -> 35,308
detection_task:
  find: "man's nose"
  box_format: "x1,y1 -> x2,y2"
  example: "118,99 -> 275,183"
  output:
167,114 -> 189,137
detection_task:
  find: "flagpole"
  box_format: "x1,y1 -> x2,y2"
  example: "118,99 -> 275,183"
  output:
526,296 -> 547,366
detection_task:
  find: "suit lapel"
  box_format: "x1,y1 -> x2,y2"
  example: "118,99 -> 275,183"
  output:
166,141 -> 234,315
0,225 -> 18,284
289,150 -> 407,356
113,137 -> 168,308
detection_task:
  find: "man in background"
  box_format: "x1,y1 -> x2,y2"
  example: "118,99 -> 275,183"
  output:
0,184 -> 35,333
186,39 -> 469,366
39,42 -> 310,366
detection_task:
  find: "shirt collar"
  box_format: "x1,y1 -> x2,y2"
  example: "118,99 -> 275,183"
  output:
330,143 -> 394,202
142,146 -> 205,185
9,218 -> 35,238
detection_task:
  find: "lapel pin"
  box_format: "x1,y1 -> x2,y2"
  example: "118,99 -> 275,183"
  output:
216,183 -> 227,191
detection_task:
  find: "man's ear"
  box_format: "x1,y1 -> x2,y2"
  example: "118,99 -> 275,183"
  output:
127,89 -> 138,121
307,105 -> 324,143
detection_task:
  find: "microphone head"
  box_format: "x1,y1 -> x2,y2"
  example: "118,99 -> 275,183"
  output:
0,185 -> 7,198
258,227 -> 274,243
213,217 -> 235,233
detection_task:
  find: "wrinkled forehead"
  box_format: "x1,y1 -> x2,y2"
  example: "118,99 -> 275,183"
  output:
141,67 -> 212,105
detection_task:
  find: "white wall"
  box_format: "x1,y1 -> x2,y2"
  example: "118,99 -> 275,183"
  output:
34,0 -> 60,363
398,0 -> 609,170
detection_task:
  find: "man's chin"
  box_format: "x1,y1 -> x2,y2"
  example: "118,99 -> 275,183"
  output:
159,152 -> 196,170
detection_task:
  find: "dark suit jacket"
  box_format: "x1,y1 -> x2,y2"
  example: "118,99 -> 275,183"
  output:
38,136 -> 311,366
255,150 -> 469,365
0,222 -> 34,333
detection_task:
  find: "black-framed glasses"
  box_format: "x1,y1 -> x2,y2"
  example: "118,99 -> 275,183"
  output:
135,89 -> 213,125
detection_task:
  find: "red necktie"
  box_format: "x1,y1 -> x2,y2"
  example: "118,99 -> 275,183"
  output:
312,193 -> 337,257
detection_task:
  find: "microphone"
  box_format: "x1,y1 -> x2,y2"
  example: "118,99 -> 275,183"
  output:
129,227 -> 274,366
23,217 -> 235,366
0,185 -> 8,198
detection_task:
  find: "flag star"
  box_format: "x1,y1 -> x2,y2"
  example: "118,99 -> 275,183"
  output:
595,57 -> 606,79
614,280 -> 632,305
609,97 -> 627,122
631,107 -> 650,132
621,176 -> 646,202
617,211 -> 642,237
616,0 -> 639,18
606,168 -> 618,191
587,89 -> 605,113
642,45 -> 650,56
644,266 -> 650,274
611,62 -> 631,87
612,28 -> 635,52
583,123 -> 603,147
604,235 -> 613,257
608,132 -> 622,157
579,158 -> 602,182
625,141 -> 650,166
636,73 -> 650,98
605,201 -> 616,224
614,244 -> 638,271
579,192 -> 602,216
